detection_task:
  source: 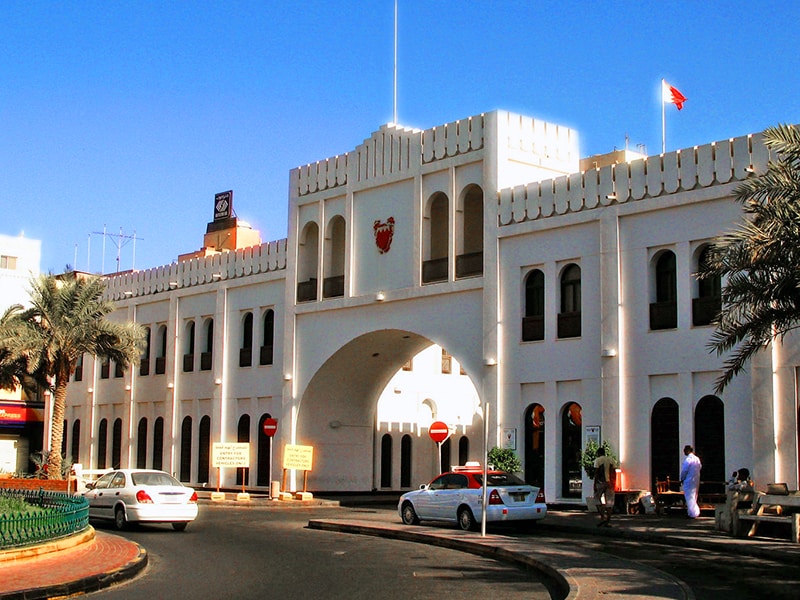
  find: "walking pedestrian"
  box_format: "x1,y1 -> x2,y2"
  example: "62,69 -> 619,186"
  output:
680,445 -> 702,518
593,447 -> 616,526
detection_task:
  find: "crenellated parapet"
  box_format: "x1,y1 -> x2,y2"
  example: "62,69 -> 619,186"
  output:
102,239 -> 288,300
498,132 -> 771,225
291,114 -> 487,197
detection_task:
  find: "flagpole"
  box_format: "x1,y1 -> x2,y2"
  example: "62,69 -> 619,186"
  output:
661,79 -> 666,154
393,0 -> 398,124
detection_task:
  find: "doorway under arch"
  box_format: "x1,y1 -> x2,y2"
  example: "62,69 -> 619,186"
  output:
561,402 -> 582,498
651,398 -> 680,485
695,395 -> 725,482
524,404 -> 545,487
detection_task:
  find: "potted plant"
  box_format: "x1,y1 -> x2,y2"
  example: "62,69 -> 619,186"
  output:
487,447 -> 522,473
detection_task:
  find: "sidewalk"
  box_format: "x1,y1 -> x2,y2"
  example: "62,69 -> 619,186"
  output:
1,496 -> 798,599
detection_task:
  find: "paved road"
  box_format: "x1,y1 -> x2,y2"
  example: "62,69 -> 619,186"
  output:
88,505 -> 555,599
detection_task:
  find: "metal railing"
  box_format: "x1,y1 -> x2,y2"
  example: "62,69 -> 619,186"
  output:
0,488 -> 90,550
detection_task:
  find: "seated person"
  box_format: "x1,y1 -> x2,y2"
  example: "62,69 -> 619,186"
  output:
727,468 -> 752,491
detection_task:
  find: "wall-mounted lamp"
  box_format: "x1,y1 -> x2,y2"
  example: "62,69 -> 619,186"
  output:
606,194 -> 617,200
168,281 -> 179,289
745,165 -> 756,174
283,373 -> 293,381
125,384 -> 131,391
211,273 -> 222,280
329,420 -> 342,429
601,348 -> 617,357
214,378 -> 222,385
375,291 -> 385,302
123,291 -> 133,297
167,382 -> 174,389
87,387 -> 94,393
393,387 -> 402,394
483,358 -> 497,366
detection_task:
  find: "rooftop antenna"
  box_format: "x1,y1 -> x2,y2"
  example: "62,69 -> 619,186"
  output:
393,0 -> 398,124
90,226 -> 144,274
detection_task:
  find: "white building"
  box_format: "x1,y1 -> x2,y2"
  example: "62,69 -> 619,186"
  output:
60,111 -> 797,504
0,233 -> 43,474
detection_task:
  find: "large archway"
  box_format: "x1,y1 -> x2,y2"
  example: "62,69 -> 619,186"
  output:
296,329 -> 482,491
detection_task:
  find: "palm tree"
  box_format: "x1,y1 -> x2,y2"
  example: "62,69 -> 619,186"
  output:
700,124 -> 800,392
0,274 -> 144,479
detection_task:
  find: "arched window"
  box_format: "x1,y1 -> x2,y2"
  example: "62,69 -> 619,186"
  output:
458,436 -> 469,465
456,185 -> 483,278
297,222 -> 319,302
152,417 -> 164,471
558,264 -> 581,338
257,413 -> 273,486
97,419 -> 108,469
240,312 -> 253,367
140,327 -> 151,376
380,434 -> 392,488
523,269 -> 545,341
198,415 -> 211,484
111,418 -> 123,469
323,215 -> 346,298
400,435 -> 412,488
183,321 -> 195,372
71,420 -> 81,465
651,251 -> 677,330
524,404 -> 545,487
237,415 -> 251,486
693,246 -> 722,326
180,416 -> 192,482
651,398 -> 680,485
422,192 -> 450,283
695,396 -> 725,482
156,325 -> 168,375
137,418 -> 148,468
260,309 -> 275,365
561,403 -> 582,498
201,318 -> 214,371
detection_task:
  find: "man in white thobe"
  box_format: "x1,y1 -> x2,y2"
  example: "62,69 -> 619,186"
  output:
680,445 -> 702,518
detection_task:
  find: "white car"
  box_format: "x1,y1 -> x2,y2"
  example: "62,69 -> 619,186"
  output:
398,467 -> 546,531
83,469 -> 198,531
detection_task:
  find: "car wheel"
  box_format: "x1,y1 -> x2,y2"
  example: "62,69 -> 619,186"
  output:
457,507 -> 476,531
401,502 -> 420,525
172,522 -> 188,532
114,506 -> 127,531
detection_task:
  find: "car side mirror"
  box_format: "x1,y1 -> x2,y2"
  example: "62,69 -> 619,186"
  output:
85,481 -> 96,490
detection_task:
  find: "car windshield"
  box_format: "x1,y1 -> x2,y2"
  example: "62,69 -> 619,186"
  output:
473,472 -> 527,487
131,472 -> 182,487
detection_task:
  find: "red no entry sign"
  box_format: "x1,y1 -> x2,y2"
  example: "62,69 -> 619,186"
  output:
262,418 -> 278,437
428,421 -> 449,443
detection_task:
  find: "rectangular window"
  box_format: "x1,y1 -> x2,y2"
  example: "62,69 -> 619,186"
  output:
0,255 -> 18,270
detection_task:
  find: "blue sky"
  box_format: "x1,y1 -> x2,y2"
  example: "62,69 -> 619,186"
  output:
2,1 -> 798,274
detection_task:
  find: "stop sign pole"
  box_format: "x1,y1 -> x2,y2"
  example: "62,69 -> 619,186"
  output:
429,421 -> 450,473
262,418 -> 278,497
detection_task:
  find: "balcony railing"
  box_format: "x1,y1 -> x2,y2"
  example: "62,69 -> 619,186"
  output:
323,275 -> 345,298
557,311 -> 581,339
522,315 -> 544,342
422,257 -> 448,284
692,296 -> 721,327
455,251 -> 483,279
239,347 -> 252,368
650,301 -> 677,330
297,279 -> 318,303
260,344 -> 274,366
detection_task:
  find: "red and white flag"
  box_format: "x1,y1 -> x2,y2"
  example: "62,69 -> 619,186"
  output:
662,80 -> 687,110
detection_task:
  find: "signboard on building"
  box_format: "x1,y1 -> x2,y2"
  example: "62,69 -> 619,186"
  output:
282,444 -> 313,471
214,190 -> 233,221
211,442 -> 250,468
0,403 -> 43,428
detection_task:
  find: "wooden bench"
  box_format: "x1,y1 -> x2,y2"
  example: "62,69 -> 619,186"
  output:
733,491 -> 800,543
654,477 -> 684,515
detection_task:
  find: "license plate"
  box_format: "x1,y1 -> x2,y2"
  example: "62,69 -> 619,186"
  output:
510,492 -> 528,502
